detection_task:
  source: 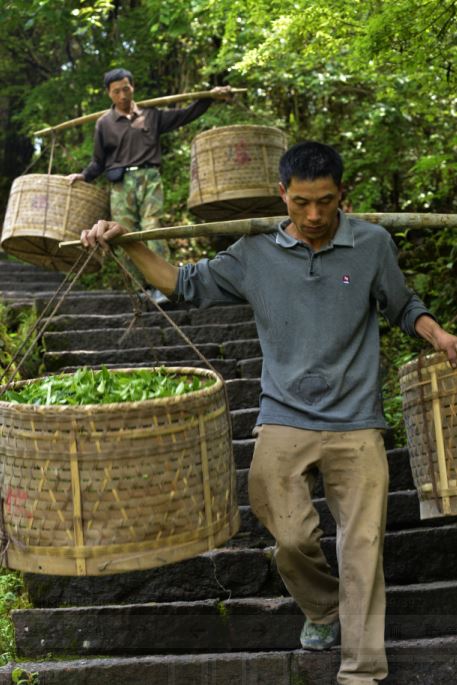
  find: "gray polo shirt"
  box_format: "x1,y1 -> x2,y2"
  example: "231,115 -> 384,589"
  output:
174,211 -> 431,431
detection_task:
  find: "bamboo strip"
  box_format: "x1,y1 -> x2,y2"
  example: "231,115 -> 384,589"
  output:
421,484 -> 457,496
34,89 -> 248,136
199,414 -> 215,549
59,212 -> 457,249
70,420 -> 86,575
430,370 -> 451,515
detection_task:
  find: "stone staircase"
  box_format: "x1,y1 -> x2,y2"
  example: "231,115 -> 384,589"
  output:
1,272 -> 457,684
0,252 -> 65,304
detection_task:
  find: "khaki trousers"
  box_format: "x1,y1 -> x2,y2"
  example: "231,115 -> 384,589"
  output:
248,425 -> 389,685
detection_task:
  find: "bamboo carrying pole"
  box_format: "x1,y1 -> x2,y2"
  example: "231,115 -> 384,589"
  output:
59,212 -> 457,249
34,89 -> 248,137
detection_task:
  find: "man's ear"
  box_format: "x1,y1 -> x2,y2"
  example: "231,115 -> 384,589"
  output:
279,182 -> 287,203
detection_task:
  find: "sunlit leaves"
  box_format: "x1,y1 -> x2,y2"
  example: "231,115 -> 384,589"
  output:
1,367 -> 215,405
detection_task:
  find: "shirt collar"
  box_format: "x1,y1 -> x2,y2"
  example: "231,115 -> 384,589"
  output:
111,101 -> 143,121
275,209 -> 355,249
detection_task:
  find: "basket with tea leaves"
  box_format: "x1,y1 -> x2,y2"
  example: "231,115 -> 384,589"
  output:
0,366 -> 239,576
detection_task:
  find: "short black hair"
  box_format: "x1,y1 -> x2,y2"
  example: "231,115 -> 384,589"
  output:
279,141 -> 343,188
104,68 -> 134,90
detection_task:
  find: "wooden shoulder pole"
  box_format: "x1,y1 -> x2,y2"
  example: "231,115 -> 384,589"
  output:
59,213 -> 457,250
34,89 -> 248,137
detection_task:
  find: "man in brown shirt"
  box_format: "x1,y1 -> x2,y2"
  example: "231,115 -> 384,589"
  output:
68,68 -> 232,263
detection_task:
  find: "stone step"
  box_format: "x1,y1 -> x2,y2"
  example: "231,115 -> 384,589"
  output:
22,524 -> 457,608
238,357 -> 262,378
35,293 -> 253,322
43,326 -> 164,351
163,323 -> 258,345
23,547 -> 280,608
42,323 -> 259,352
232,439 -> 255,469
230,408 -> 258,439
35,292 -> 157,316
0,259 -> 61,273
12,583 -> 457,658
235,493 -> 457,546
0,281 -> 65,292
226,380 -> 260,410
43,310 -> 256,333
43,311 -> 193,332
60,359 -> 241,379
233,445 -> 415,492
45,356 -> 258,386
43,341 -> 257,372
0,290 -> 43,309
3,637 -> 457,685
43,344 -> 222,372
0,266 -> 65,290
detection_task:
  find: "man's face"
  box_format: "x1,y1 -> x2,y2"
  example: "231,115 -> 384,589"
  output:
107,77 -> 134,112
279,176 -> 343,248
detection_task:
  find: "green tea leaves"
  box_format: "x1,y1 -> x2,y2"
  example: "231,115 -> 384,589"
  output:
1,367 -> 215,406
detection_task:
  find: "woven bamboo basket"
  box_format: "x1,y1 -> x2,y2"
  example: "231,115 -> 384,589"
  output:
188,125 -> 287,221
1,174 -> 109,272
399,352 -> 457,519
0,367 -> 239,576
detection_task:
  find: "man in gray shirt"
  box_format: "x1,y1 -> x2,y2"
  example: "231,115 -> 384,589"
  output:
81,142 -> 457,684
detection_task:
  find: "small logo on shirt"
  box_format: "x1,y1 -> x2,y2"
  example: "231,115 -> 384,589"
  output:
342,274 -> 351,285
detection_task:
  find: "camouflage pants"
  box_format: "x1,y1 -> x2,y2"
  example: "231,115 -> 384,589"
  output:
110,167 -> 170,260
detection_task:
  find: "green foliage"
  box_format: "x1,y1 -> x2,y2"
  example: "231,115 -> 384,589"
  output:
11,668 -> 39,685
0,570 -> 30,667
2,366 -> 215,406
0,0 -> 456,447
380,226 -> 457,444
0,305 -> 41,381
78,252 -> 132,290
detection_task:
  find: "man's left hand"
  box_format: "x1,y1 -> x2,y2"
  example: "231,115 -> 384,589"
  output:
210,86 -> 234,102
415,315 -> 457,368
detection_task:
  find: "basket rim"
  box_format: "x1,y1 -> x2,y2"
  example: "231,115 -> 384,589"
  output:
7,173 -> 109,200
398,350 -> 450,378
193,124 -> 287,138
0,366 -> 224,413
10,172 -> 95,183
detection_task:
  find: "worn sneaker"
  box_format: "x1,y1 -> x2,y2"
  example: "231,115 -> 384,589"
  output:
300,618 -> 340,650
147,288 -> 169,305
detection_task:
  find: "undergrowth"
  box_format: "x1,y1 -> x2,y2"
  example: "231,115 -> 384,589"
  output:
0,570 -> 30,667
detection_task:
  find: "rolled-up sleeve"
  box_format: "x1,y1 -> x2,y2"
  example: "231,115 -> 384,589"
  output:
172,241 -> 247,308
373,235 -> 434,336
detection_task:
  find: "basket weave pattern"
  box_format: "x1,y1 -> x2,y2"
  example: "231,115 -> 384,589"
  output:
1,174 -> 109,272
188,125 -> 287,220
399,352 -> 457,519
0,367 -> 239,575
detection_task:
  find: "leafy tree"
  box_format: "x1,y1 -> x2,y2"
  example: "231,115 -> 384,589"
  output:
0,0 -> 456,444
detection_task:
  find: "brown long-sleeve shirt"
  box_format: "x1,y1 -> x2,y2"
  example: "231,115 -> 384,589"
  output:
82,99 -> 212,181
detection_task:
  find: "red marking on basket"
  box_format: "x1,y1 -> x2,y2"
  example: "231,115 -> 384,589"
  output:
234,140 -> 251,165
5,487 -> 32,519
31,195 -> 48,210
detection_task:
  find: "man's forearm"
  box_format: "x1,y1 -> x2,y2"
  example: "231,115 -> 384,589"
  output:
415,314 -> 457,367
414,314 -> 441,344
123,242 -> 179,295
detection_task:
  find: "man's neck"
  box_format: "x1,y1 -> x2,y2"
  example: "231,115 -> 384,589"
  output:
115,101 -> 135,117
